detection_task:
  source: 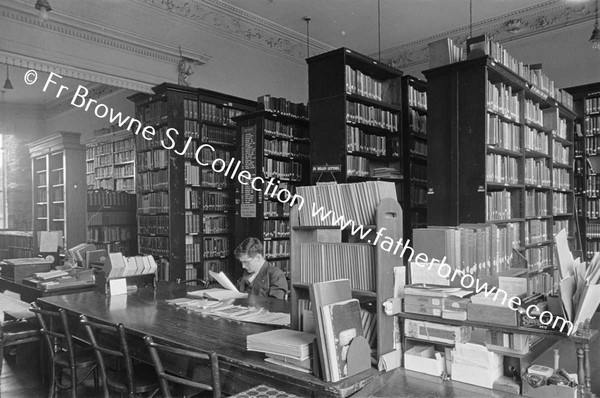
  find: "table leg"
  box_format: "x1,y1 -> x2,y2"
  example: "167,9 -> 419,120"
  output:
577,345 -> 585,397
583,343 -> 595,398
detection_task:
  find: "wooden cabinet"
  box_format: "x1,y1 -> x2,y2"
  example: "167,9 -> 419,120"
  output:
29,132 -> 86,252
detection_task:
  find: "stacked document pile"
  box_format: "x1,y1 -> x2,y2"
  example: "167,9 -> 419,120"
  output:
165,298 -> 290,326
24,268 -> 95,291
247,329 -> 315,374
371,167 -> 402,180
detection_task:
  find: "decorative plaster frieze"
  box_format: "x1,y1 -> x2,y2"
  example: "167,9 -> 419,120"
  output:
137,0 -> 334,62
43,83 -> 122,117
375,0 -> 597,70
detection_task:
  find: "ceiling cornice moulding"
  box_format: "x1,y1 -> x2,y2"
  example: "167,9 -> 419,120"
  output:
376,0 -> 596,70
137,0 -> 335,63
43,83 -> 123,118
1,2 -> 211,66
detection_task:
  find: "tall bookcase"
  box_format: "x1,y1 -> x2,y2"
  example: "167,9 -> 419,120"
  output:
307,48 -> 404,198
423,54 -> 576,294
85,129 -> 136,193
129,84 -> 255,282
28,132 -> 87,252
233,100 -> 310,281
401,75 -> 428,241
567,82 -> 600,260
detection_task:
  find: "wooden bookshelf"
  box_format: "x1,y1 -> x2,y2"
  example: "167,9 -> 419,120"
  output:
423,54 -> 576,295
289,188 -> 402,367
307,48 -> 404,199
233,99 -> 310,282
566,82 -> 600,261
85,129 -> 136,193
28,132 -> 87,252
129,83 -> 255,282
401,75 -> 428,241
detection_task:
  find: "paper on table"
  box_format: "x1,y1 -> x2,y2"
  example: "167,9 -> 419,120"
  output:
559,275 -> 575,321
378,349 -> 401,372
555,229 -> 574,279
209,270 -> 240,292
572,284 -> 600,335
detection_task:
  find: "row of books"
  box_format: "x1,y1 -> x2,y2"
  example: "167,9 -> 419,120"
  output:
486,114 -> 520,152
528,272 -> 553,295
202,214 -> 231,234
487,81 -> 520,121
525,245 -> 551,270
345,65 -> 384,101
296,181 -> 397,226
525,190 -> 548,217
138,170 -> 169,191
113,150 -> 135,164
139,215 -> 169,235
138,191 -> 169,214
586,199 -> 600,219
346,155 -> 371,177
113,163 -> 134,178
0,231 -> 34,258
264,119 -> 308,141
524,219 -> 549,245
264,201 -> 290,218
94,153 -> 114,167
346,126 -> 388,156
188,236 -> 230,261
201,169 -> 229,189
408,109 -> 427,134
139,236 -> 168,256
88,210 -> 135,226
553,168 -> 571,191
87,226 -> 134,244
346,101 -> 399,132
553,192 -> 569,214
264,158 -> 303,181
582,135 -> 600,155
137,148 -> 168,171
185,162 -> 201,186
263,220 -> 290,238
413,223 -> 520,278
585,97 -> 600,115
586,241 -> 600,258
138,99 -> 167,126
486,154 -> 519,185
265,239 -> 289,259
98,252 -> 157,279
185,189 -> 232,212
87,190 -> 135,208
258,95 -> 308,119
94,166 -> 114,179
553,142 -> 570,165
590,174 -> 600,196
524,126 -> 549,154
408,85 -> 427,110
411,141 -> 427,157
298,243 -> 375,292
264,139 -> 309,158
525,158 -> 551,187
201,101 -> 244,126
486,190 -> 515,221
198,125 -> 237,146
553,220 -> 570,235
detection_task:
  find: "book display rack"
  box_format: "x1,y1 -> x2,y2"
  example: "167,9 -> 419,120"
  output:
28,132 -> 87,252
129,84 -> 255,282
234,96 -> 310,280
423,40 -> 577,295
567,83 -> 600,261
289,182 -> 402,371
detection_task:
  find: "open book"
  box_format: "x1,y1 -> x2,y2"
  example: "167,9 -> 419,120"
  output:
187,271 -> 248,300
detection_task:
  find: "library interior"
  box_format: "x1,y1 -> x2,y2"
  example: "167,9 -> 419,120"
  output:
1,0 -> 600,397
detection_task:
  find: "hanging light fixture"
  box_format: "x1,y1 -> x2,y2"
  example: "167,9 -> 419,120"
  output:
3,65 -> 13,91
35,0 -> 52,21
591,0 -> 600,50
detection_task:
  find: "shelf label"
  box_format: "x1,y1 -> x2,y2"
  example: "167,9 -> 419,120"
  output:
312,164 -> 341,172
240,126 -> 257,218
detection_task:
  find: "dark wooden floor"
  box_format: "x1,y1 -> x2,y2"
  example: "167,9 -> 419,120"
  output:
1,291 -> 598,398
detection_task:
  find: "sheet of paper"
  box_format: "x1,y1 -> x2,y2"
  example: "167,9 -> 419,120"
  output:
109,278 -> 127,296
209,270 -> 239,292
559,275 -> 575,321
38,231 -> 62,252
410,262 -> 450,286
378,349 -> 401,372
572,284 -> 600,335
554,229 -> 574,279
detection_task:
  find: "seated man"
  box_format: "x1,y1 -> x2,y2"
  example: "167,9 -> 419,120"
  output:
235,237 -> 288,300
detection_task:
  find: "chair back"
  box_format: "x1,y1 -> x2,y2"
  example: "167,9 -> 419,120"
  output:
29,302 -> 75,365
144,335 -> 221,398
80,315 -> 135,396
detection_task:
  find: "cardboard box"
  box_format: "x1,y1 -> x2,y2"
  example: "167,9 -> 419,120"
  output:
404,319 -> 471,345
404,303 -> 442,317
404,343 -> 446,377
1,258 -> 53,282
467,303 -> 518,326
522,382 -> 577,398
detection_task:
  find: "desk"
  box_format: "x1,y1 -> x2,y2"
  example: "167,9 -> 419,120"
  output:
37,282 -> 376,398
0,276 -> 96,303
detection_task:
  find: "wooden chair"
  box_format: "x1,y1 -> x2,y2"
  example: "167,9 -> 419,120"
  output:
144,335 -> 221,398
0,313 -> 40,378
29,302 -> 98,398
80,315 -> 159,398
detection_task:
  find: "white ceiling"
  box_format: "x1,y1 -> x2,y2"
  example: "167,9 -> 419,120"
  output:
224,0 -> 555,55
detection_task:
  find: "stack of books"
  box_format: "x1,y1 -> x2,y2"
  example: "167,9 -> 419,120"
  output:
247,329 -> 315,374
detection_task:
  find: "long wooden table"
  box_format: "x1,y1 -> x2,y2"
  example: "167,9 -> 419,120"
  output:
37,282 -> 377,397
0,276 -> 96,303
